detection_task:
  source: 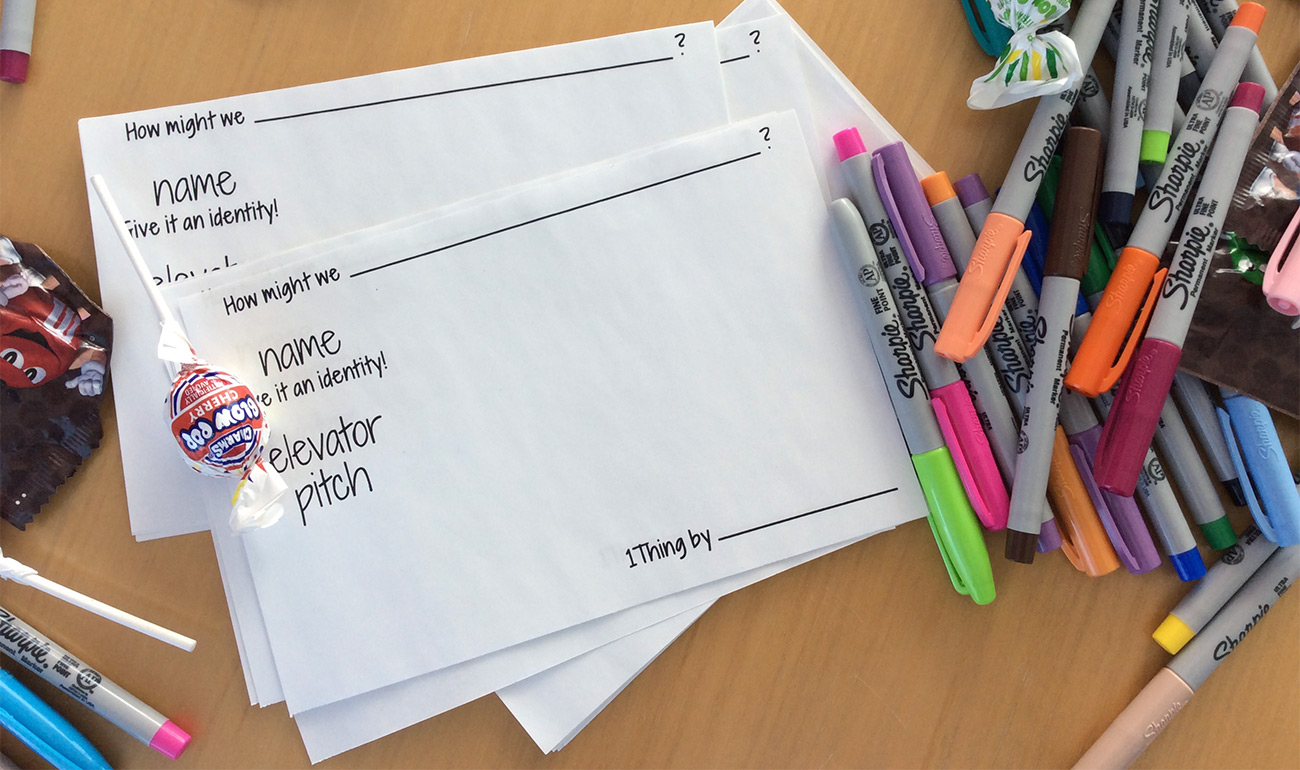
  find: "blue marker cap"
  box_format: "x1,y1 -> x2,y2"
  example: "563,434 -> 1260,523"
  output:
0,671 -> 112,770
1218,391 -> 1300,546
1169,546 -> 1208,582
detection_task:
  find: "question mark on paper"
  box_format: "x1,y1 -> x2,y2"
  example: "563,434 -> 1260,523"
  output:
674,33 -> 686,51
749,29 -> 761,49
759,126 -> 771,148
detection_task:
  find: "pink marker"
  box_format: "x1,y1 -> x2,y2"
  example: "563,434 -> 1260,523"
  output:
1094,83 -> 1264,496
0,0 -> 36,84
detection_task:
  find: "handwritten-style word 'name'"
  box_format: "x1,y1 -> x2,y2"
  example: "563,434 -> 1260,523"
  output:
624,528 -> 712,568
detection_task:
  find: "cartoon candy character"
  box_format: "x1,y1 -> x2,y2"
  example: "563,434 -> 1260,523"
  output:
0,236 -> 106,394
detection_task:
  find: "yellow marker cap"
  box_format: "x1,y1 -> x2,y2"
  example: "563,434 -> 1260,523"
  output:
1153,614 -> 1195,654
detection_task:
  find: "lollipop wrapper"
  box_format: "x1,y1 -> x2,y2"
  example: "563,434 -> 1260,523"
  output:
168,361 -> 284,531
0,236 -> 111,529
968,0 -> 1080,110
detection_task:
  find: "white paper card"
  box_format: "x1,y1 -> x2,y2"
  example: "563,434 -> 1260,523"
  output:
175,112 -> 923,714
78,22 -> 730,540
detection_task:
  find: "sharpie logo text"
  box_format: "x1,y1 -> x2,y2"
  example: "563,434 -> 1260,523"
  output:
1212,603 -> 1271,660
1161,223 -> 1219,309
1147,139 -> 1206,221
0,608 -> 53,667
881,321 -> 925,400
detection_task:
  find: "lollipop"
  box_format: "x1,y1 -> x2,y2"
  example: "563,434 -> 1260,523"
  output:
91,175 -> 285,532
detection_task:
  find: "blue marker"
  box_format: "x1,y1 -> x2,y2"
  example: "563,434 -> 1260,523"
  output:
0,670 -> 111,770
1218,388 -> 1300,546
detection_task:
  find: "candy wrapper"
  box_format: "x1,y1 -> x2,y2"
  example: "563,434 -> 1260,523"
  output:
1,236 -> 111,529
90,177 -> 286,531
1181,60 -> 1300,418
967,0 -> 1081,110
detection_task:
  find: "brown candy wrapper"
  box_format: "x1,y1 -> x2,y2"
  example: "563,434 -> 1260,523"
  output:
1181,60 -> 1300,419
1,236 -> 112,528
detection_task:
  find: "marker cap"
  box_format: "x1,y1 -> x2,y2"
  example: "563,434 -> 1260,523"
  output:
833,127 -> 868,161
0,50 -> 29,83
912,447 -> 996,604
1139,131 -> 1171,165
1094,338 -> 1183,496
1153,614 -> 1196,655
1264,206 -> 1300,316
1045,127 -> 1102,280
953,174 -> 991,208
149,720 -> 191,759
1229,2 -> 1266,34
1097,191 -> 1134,231
1230,81 -> 1266,112
1170,546 -> 1208,582
1198,517 -> 1238,550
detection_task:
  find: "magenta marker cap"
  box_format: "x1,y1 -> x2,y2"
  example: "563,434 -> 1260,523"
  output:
1093,339 -> 1183,496
149,720 -> 192,759
0,50 -> 29,83
833,127 -> 868,161
1230,81 -> 1266,113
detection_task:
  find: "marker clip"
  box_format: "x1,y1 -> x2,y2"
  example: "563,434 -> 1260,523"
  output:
1263,206 -> 1300,316
1218,406 -> 1276,543
975,231 -> 1031,354
930,386 -> 1010,530
1097,267 -> 1169,393
871,154 -> 925,282
925,511 -> 971,597
1069,440 -> 1158,574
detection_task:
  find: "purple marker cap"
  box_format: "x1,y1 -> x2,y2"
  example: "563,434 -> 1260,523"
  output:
872,142 -> 957,286
871,153 -> 928,282
1069,429 -> 1162,574
953,174 -> 991,209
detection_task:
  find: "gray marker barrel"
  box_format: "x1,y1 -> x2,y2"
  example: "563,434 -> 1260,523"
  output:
1170,371 -> 1240,496
1128,10 -> 1262,256
1154,397 -> 1230,536
1169,545 -> 1300,690
1142,0 -> 1191,164
829,199 -> 942,455
1154,525 -> 1279,653
1199,0 -> 1277,102
1184,1 -> 1217,78
839,154 -> 960,391
1146,91 -> 1261,346
1008,276 -> 1079,544
1075,69 -> 1111,138
1100,0 -> 1159,226
989,0 -> 1116,221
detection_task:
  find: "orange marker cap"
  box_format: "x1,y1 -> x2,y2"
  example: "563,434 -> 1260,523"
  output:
921,172 -> 958,206
1230,2 -> 1266,34
934,212 -> 1030,362
1047,427 -> 1120,577
1064,247 -> 1164,397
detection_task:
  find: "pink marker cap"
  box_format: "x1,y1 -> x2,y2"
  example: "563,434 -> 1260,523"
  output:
149,720 -> 192,759
1264,206 -> 1300,315
1230,81 -> 1266,113
1093,338 -> 1183,496
0,50 -> 29,83
833,128 -> 867,161
929,380 -> 1010,530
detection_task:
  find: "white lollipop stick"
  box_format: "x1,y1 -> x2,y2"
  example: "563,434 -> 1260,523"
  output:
0,547 -> 196,650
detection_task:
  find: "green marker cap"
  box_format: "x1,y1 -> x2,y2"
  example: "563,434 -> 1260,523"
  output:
912,448 -> 995,605
1199,517 -> 1239,550
1139,130 -> 1171,165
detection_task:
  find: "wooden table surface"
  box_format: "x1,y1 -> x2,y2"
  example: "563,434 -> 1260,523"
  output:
2,1 -> 1298,768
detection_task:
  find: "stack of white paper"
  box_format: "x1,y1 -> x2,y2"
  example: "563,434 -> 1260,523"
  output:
78,0 -> 936,760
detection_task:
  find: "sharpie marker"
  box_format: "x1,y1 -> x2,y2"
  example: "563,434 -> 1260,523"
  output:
0,670 -> 111,770
1075,545 -> 1299,769
1066,3 -> 1266,397
1199,0 -> 1278,103
1007,127 -> 1104,562
952,173 -> 1063,552
934,0 -> 1116,363
837,130 -> 1008,531
1141,0 -> 1191,165
1099,0 -> 1158,229
1095,390 -> 1206,580
0,0 -> 36,83
1170,371 -> 1246,505
1154,525 -> 1278,654
1094,83 -> 1263,495
1075,69 -> 1111,139
1183,0 -> 1218,79
1153,398 -> 1235,547
0,605 -> 191,759
1218,388 -> 1300,546
873,141 -> 1018,512
829,199 -> 995,604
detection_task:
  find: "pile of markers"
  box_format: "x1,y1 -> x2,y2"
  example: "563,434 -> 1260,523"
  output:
829,0 -> 1298,605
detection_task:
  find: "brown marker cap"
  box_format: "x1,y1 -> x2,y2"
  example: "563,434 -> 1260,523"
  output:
1044,126 -> 1103,280
1005,530 -> 1038,564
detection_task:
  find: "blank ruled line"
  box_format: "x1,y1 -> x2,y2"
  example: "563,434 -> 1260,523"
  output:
719,55 -> 751,64
716,488 -> 900,542
349,151 -> 763,278
254,55 -> 676,124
